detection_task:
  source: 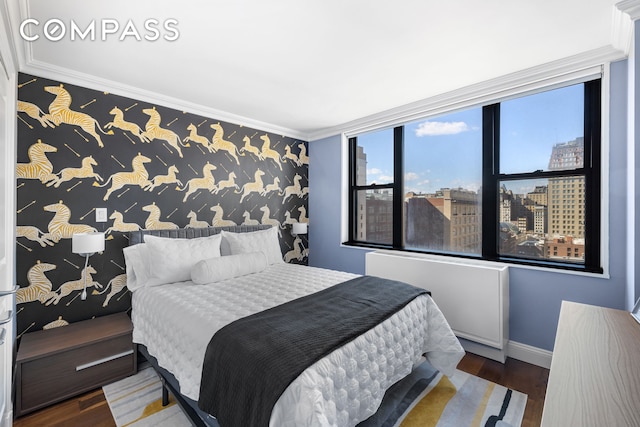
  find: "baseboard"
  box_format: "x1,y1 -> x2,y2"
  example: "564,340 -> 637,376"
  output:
506,340 -> 553,369
458,338 -> 552,369
458,338 -> 506,363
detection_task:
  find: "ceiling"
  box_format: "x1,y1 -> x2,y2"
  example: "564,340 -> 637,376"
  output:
3,0 -> 634,139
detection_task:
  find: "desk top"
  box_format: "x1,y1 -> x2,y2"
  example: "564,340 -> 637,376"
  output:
541,301 -> 640,427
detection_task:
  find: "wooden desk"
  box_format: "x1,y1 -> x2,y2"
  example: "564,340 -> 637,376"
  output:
541,301 -> 640,427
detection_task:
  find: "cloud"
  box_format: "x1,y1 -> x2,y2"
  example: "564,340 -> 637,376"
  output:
405,172 -> 419,181
415,120 -> 471,136
367,168 -> 382,175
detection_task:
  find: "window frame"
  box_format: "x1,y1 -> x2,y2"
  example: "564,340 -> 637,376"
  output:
346,78 -> 603,274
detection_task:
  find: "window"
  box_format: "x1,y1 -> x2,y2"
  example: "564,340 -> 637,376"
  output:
347,79 -> 602,273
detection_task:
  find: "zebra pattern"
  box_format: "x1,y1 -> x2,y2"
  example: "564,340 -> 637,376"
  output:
284,236 -> 307,262
17,100 -> 55,128
144,165 -> 182,192
16,225 -> 54,248
184,123 -> 212,152
43,316 -> 69,329
210,204 -> 237,227
186,211 -> 210,228
142,203 -> 179,230
105,106 -> 149,143
141,107 -> 189,157
106,211 -> 141,235
16,139 -> 58,183
45,155 -> 103,188
179,162 -> 217,202
44,266 -> 102,306
43,84 -> 113,148
210,123 -> 241,165
16,261 -> 57,304
94,153 -> 152,200
92,274 -> 128,308
42,201 -> 98,243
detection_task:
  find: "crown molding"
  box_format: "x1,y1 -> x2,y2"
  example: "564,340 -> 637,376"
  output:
617,0 -> 640,21
308,46 -> 626,141
612,4 -> 634,53
18,59 -> 308,140
6,0 -> 307,140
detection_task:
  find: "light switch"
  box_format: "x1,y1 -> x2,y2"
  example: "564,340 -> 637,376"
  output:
96,208 -> 108,222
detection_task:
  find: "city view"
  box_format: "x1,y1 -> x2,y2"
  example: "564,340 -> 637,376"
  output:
355,84 -> 586,264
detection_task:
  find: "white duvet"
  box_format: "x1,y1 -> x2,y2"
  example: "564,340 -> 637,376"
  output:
132,263 -> 464,427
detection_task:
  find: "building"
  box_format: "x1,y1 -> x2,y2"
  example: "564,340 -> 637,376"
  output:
533,205 -> 548,234
547,138 -> 585,238
405,188 -> 481,254
527,186 -> 548,207
362,189 -> 393,244
544,236 -> 585,262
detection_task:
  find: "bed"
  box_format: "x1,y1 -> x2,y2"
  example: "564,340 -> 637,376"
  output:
125,225 -> 464,427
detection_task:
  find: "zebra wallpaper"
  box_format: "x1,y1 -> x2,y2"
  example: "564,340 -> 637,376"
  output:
15,73 -> 309,335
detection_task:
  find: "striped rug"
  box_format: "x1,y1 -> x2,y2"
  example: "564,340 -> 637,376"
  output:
104,362 -> 526,427
102,365 -> 191,427
358,362 -> 527,427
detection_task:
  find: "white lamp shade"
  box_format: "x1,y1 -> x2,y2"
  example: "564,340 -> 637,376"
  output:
292,222 -> 308,235
72,232 -> 105,255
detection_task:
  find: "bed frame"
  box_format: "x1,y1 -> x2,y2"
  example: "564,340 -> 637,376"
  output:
128,224 -> 271,245
127,225 -> 439,426
128,225 -> 270,427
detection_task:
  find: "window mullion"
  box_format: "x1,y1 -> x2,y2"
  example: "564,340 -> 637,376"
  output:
348,136 -> 355,242
393,126 -> 404,249
482,104 -> 499,259
583,79 -> 601,270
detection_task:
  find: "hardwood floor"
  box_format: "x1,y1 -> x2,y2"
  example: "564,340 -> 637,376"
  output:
13,353 -> 549,427
457,353 -> 549,427
13,388 -> 115,427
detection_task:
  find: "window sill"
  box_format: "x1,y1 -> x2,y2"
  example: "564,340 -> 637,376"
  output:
341,241 -> 608,279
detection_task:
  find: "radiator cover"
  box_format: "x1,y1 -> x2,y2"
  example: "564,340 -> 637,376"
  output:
365,251 -> 509,362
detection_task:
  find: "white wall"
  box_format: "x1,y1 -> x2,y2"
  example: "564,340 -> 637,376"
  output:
0,3 -> 17,425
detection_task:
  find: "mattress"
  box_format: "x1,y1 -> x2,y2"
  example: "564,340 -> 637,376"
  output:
132,263 -> 464,427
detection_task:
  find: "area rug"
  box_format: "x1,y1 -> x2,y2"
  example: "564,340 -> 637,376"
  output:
358,362 -> 527,427
104,362 -> 527,427
102,364 -> 191,427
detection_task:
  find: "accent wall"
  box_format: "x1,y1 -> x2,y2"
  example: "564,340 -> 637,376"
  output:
15,73 -> 309,335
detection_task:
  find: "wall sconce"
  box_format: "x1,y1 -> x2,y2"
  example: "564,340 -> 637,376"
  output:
72,232 -> 105,300
291,222 -> 308,237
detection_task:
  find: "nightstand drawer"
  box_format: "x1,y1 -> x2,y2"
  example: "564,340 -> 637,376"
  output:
16,313 -> 137,417
20,334 -> 135,411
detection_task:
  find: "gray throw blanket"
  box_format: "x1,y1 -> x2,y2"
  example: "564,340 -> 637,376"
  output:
197,275 -> 428,427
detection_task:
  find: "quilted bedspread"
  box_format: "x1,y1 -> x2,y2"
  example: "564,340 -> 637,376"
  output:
132,263 -> 464,427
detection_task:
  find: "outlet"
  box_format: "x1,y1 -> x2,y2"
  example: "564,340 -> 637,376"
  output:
96,208 -> 108,223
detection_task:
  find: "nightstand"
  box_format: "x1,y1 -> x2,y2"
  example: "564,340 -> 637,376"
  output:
15,312 -> 137,417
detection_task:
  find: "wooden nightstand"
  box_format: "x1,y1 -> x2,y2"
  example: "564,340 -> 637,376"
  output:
15,312 -> 137,417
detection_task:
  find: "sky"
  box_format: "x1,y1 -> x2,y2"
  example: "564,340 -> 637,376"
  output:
359,83 -> 585,195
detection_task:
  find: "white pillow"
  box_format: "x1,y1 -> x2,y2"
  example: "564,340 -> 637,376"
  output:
191,252 -> 267,285
122,244 -> 149,291
221,227 -> 283,265
143,234 -> 222,286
